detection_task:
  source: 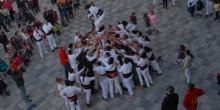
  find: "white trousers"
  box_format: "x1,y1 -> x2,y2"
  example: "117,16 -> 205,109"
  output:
136,67 -> 144,85
124,75 -> 134,95
172,0 -> 176,6
62,96 -> 70,109
83,89 -> 91,104
153,0 -> 157,5
69,99 -> 81,110
140,67 -> 153,88
150,60 -> 162,74
76,74 -> 80,84
206,1 -> 213,15
119,72 -> 127,87
46,34 -> 57,50
94,77 -> 99,90
94,12 -> 105,31
184,68 -> 191,83
99,78 -> 109,99
36,40 -> 48,58
107,76 -> 123,98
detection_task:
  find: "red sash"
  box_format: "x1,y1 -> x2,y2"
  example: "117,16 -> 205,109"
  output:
82,84 -> 92,89
97,9 -> 103,16
68,95 -> 78,103
123,72 -> 132,78
106,69 -> 118,78
149,54 -> 155,61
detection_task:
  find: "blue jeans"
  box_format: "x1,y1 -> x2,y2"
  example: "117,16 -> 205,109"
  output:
18,86 -> 29,101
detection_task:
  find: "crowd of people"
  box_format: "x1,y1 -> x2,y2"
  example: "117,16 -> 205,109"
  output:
0,0 -> 219,110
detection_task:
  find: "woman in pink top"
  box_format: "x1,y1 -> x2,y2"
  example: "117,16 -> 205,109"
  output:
149,11 -> 159,33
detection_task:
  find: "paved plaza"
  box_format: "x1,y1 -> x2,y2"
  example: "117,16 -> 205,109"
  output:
0,0 -> 220,110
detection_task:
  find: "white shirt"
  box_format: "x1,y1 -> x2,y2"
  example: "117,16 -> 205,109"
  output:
93,66 -> 106,75
137,58 -> 149,67
68,68 -> 85,81
89,6 -> 100,21
21,32 -> 29,40
116,24 -> 129,36
126,23 -> 137,32
86,53 -> 97,61
118,62 -> 132,74
43,23 -> 53,34
58,84 -> 67,92
33,30 -> 44,40
80,76 -> 95,85
60,86 -> 81,97
124,55 -> 139,64
68,48 -> 82,68
74,36 -> 80,43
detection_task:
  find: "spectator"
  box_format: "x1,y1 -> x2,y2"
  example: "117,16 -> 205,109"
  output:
0,59 -> 8,77
183,83 -> 204,110
161,86 -> 179,110
0,13 -> 9,32
0,77 -> 10,96
3,0 -> 14,20
43,7 -> 55,25
59,45 -> 71,79
217,73 -> 220,95
0,29 -> 9,52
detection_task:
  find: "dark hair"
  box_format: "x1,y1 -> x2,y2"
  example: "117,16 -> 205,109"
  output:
115,34 -> 120,38
56,77 -> 62,83
117,56 -> 123,65
141,52 -> 147,58
105,52 -> 110,57
68,50 -> 73,55
186,50 -> 194,58
167,86 -> 175,94
188,83 -> 195,90
144,46 -> 151,52
68,43 -> 73,49
85,5 -> 91,10
179,44 -> 185,51
124,58 -> 129,64
122,21 -> 127,27
69,68 -> 73,73
97,61 -> 102,66
142,36 -> 150,41
137,31 -> 142,36
65,80 -> 71,86
108,57 -> 114,64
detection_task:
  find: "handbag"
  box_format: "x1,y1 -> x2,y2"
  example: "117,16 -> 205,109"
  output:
214,3 -> 220,11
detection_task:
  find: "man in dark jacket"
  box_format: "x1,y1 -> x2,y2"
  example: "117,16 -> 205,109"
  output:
8,69 -> 32,103
0,29 -> 9,52
161,86 -> 179,110
43,7 -> 55,25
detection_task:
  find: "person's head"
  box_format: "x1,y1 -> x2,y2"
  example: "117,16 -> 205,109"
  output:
65,80 -> 71,86
44,20 -> 48,25
108,25 -> 112,30
136,31 -> 142,37
22,28 -> 26,33
117,22 -> 121,25
44,7 -> 48,12
122,21 -> 128,27
85,5 -> 91,11
68,49 -> 73,55
144,13 -> 148,17
105,52 -> 111,58
108,57 -> 114,64
142,36 -> 150,41
34,26 -> 38,31
124,58 -> 129,64
97,61 -> 102,66
141,52 -> 147,58
150,11 -> 154,15
69,68 -> 75,73
68,43 -> 73,49
188,83 -> 195,91
56,77 -> 64,84
179,44 -> 185,51
90,2 -> 95,6
166,86 -> 175,94
131,12 -> 135,16
59,45 -> 66,50
76,31 -> 80,36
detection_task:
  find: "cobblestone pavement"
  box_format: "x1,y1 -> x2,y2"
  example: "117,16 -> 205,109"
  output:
0,0 -> 220,110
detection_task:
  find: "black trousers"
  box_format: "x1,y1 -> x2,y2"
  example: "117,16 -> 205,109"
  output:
9,10 -> 14,20
64,64 -> 71,79
215,11 -> 220,20
163,0 -> 168,9
51,0 -> 57,5
0,22 -> 8,32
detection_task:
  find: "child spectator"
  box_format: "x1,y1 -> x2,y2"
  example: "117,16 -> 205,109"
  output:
130,12 -> 136,24
196,0 -> 204,16
54,22 -> 61,36
149,11 -> 159,33
176,44 -> 185,64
